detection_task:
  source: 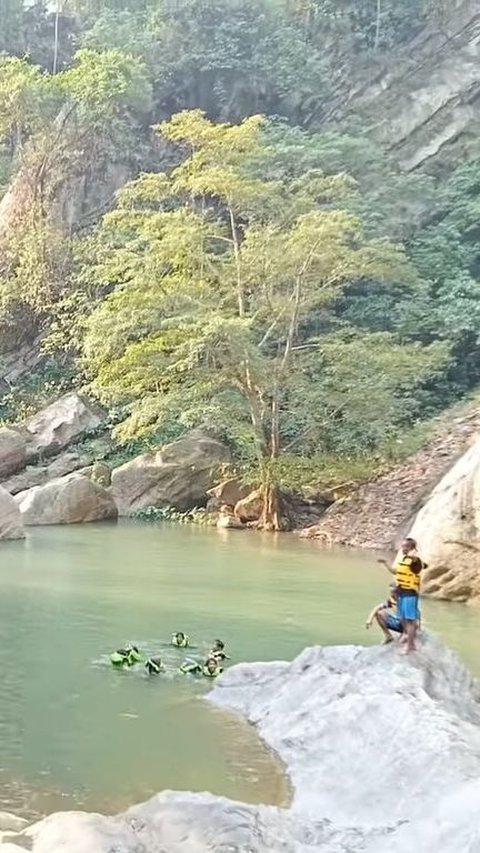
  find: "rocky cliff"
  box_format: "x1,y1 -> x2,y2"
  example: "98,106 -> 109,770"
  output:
334,0 -> 480,171
1,636 -> 480,852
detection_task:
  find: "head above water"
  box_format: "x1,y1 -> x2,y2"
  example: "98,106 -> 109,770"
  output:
212,639 -> 224,651
205,657 -> 218,672
401,537 -> 417,555
175,632 -> 185,642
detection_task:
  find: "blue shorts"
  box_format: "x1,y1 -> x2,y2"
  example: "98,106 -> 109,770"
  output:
397,594 -> 419,622
385,613 -> 403,633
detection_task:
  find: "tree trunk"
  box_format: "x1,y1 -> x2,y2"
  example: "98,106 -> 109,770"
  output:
258,484 -> 294,532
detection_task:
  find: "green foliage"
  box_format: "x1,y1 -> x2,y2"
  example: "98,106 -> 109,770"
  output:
81,110 -> 441,507
132,504 -> 214,525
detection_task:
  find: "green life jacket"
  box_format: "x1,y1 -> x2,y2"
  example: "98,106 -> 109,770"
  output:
202,665 -> 222,678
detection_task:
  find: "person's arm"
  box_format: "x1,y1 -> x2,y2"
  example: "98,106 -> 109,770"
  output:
377,557 -> 395,575
365,603 -> 385,628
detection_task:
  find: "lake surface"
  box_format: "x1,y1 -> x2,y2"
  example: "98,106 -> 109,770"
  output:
0,520 -> 479,820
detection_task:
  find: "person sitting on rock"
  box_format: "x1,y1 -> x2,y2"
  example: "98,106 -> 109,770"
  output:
172,632 -> 189,648
365,586 -> 402,644
209,639 -> 230,662
145,656 -> 165,675
378,537 -> 427,654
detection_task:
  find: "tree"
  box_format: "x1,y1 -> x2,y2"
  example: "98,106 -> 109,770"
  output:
82,110 -> 444,528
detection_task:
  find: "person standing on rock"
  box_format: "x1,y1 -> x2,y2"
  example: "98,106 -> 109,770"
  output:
378,537 -> 426,654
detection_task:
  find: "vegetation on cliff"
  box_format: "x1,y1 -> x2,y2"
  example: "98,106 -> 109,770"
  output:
0,0 -> 479,526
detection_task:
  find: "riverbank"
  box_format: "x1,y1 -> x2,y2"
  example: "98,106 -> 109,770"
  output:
2,634 -> 480,852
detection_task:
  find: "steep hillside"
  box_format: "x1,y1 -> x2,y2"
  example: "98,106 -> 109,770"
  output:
302,400 -> 480,550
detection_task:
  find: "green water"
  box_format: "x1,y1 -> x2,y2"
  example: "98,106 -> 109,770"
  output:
0,520 -> 479,820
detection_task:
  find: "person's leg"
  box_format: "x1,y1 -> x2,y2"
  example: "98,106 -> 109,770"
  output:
403,619 -> 417,653
375,611 -> 393,643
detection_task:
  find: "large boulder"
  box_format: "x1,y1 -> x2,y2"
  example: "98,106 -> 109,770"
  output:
15,473 -> 117,526
24,392 -> 106,461
0,486 -> 25,540
111,431 -> 230,515
0,429 -> 26,479
406,435 -> 480,602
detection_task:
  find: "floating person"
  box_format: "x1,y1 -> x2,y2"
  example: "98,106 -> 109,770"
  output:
110,645 -> 143,668
365,586 -> 402,644
145,656 -> 165,675
202,657 -> 223,678
209,639 -> 230,662
378,537 -> 427,654
179,658 -> 202,675
171,632 -> 190,648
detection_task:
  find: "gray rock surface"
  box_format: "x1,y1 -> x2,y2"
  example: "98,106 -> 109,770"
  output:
0,429 -> 26,480
0,486 -> 25,540
111,430 -> 230,515
24,393 -> 105,461
408,435 -> 480,601
16,473 -> 117,526
4,636 -> 480,852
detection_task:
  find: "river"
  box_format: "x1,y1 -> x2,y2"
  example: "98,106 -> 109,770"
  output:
0,520 -> 479,820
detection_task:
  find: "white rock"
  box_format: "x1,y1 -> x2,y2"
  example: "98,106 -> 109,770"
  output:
408,435 -> 480,601
0,429 -> 26,480
0,486 -> 25,540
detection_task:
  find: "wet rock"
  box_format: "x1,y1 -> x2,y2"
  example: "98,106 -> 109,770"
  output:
217,514 -> 244,529
0,486 -> 25,540
16,473 -> 117,526
111,430 -> 230,515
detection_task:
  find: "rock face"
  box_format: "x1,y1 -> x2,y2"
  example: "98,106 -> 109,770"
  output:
0,486 -> 25,540
5,635 -> 480,852
333,0 -> 480,172
24,392 -> 105,461
407,435 -> 480,602
16,473 -> 117,526
0,429 -> 26,480
111,431 -> 230,515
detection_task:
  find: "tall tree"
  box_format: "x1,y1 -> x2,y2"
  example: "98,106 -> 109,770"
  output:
82,111 -> 446,528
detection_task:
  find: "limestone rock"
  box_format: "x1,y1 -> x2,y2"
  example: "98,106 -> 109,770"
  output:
217,514 -> 244,529
16,473 -> 117,526
207,478 -> 250,510
407,435 -> 480,602
234,489 -> 264,524
111,430 -> 230,515
24,392 -> 106,461
8,636 -> 480,853
0,435 -> 113,496
0,813 -> 28,833
0,429 -> 26,479
0,486 -> 25,540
